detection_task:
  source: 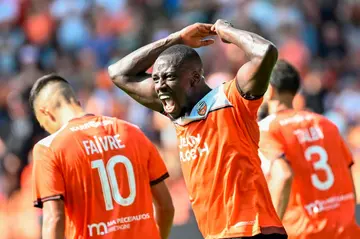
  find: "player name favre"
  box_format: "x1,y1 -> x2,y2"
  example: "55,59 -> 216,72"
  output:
82,134 -> 125,155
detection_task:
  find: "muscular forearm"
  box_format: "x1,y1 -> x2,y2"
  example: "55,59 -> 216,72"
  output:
217,26 -> 276,60
108,32 -> 181,79
215,23 -> 278,96
42,215 -> 65,239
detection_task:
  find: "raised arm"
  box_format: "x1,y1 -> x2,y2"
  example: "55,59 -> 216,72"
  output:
108,23 -> 216,112
211,19 -> 278,98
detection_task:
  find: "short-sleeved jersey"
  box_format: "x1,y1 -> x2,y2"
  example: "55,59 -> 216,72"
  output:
32,114 -> 169,239
171,80 -> 285,239
259,110 -> 359,239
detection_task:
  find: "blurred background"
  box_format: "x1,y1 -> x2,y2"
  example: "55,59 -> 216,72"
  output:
0,0 -> 360,238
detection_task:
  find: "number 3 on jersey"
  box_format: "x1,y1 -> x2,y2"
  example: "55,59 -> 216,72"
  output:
305,146 -> 335,191
92,155 -> 136,211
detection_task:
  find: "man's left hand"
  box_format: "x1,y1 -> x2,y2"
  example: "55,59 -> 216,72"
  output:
211,19 -> 233,43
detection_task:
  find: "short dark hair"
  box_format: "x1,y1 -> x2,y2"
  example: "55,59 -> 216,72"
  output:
270,60 -> 300,95
29,73 -> 69,112
159,44 -> 202,68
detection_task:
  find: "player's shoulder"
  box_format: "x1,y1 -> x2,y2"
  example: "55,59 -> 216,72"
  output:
259,109 -> 306,132
111,117 -> 143,133
258,113 -> 278,132
33,124 -> 70,160
36,123 -> 69,149
113,117 -> 141,130
299,110 -> 335,126
110,117 -> 150,143
310,111 -> 340,133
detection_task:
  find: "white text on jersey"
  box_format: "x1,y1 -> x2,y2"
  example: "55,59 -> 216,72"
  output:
178,133 -> 209,162
293,126 -> 324,144
279,114 -> 314,126
83,134 -> 125,155
70,119 -> 114,132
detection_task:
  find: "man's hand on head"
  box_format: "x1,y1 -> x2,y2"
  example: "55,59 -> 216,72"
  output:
208,19 -> 278,97
177,23 -> 217,48
211,19 -> 233,44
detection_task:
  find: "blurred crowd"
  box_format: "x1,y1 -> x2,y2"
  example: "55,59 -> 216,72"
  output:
0,0 -> 360,238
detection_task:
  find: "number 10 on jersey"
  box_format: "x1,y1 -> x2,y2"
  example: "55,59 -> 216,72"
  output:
92,155 -> 137,211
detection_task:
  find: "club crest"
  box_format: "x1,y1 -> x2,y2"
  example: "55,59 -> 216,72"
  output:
197,101 -> 207,116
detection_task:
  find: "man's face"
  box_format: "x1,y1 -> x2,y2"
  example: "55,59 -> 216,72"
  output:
152,56 -> 193,119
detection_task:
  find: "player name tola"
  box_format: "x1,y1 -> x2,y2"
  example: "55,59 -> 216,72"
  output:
293,126 -> 324,144
82,134 -> 125,155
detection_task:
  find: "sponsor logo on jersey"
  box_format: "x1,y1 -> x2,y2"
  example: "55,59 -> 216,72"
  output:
87,213 -> 151,237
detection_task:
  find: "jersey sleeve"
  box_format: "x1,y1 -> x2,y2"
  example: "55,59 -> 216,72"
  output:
142,135 -> 169,186
223,79 -> 263,119
32,144 -> 65,208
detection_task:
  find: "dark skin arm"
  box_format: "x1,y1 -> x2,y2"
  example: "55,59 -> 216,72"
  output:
211,20 -> 278,98
108,23 -> 216,112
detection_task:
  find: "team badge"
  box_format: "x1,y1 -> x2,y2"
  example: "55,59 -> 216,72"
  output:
197,101 -> 207,116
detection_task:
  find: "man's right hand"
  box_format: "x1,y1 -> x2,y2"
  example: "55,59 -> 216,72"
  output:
178,23 -> 217,48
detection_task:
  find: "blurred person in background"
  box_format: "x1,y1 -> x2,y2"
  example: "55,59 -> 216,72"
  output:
29,74 -> 174,239
259,60 -> 360,239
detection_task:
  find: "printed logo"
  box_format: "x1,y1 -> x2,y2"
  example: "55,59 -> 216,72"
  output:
304,193 -> 354,215
197,101 -> 207,116
88,222 -> 108,237
87,213 -> 151,237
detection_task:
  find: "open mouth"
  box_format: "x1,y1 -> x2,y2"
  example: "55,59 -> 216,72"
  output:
159,95 -> 176,113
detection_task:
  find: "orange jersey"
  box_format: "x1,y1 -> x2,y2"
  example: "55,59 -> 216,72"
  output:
171,80 -> 285,239
32,115 -> 168,239
259,110 -> 359,239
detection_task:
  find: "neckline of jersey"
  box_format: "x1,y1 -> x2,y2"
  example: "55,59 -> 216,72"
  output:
69,113 -> 95,122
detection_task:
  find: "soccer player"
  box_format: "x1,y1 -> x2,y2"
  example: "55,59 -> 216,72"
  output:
258,60 -> 360,239
108,19 -> 286,239
29,74 -> 174,239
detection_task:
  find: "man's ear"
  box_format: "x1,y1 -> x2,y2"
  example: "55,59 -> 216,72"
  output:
190,71 -> 201,87
39,107 -> 56,122
39,107 -> 47,115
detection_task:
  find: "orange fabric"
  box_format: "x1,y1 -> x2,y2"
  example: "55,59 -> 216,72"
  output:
32,115 -> 168,239
174,80 -> 285,239
259,110 -> 359,239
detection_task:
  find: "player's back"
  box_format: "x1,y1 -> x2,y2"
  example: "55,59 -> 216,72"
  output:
259,110 -> 358,238
33,114 -> 165,239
